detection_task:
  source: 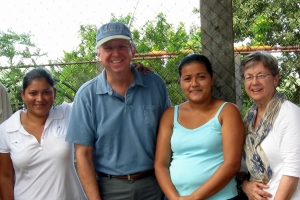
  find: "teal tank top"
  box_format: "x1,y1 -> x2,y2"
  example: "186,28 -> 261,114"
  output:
169,103 -> 238,199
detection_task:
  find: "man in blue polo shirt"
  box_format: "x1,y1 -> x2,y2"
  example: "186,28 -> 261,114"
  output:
66,22 -> 171,200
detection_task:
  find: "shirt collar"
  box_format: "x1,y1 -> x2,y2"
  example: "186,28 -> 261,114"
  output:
96,65 -> 146,95
5,106 -> 64,133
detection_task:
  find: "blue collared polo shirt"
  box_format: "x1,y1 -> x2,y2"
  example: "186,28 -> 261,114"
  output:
66,66 -> 171,175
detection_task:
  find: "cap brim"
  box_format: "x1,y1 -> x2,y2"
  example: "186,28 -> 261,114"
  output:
96,35 -> 131,47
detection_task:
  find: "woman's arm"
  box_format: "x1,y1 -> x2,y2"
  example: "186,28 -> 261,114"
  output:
154,107 -> 179,200
188,103 -> 245,199
0,153 -> 14,200
274,175 -> 299,200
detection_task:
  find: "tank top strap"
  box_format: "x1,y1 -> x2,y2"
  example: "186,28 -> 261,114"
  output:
215,102 -> 228,118
173,105 -> 179,126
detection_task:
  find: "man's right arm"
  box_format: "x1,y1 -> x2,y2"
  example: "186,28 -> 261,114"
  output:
75,144 -> 102,200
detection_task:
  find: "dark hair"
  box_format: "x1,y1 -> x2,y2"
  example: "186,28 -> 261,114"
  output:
239,51 -> 279,78
178,54 -> 213,77
22,68 -> 54,90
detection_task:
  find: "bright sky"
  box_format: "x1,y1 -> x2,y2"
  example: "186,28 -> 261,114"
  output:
0,0 -> 200,63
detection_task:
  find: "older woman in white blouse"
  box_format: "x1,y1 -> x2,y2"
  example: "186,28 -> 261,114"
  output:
239,51 -> 300,200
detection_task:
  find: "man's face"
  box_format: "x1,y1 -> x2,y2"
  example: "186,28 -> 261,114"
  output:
97,39 -> 136,74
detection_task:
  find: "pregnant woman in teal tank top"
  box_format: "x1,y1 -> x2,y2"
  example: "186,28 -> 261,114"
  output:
154,54 -> 245,200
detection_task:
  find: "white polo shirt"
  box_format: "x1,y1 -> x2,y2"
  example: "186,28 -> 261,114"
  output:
0,102 -> 86,200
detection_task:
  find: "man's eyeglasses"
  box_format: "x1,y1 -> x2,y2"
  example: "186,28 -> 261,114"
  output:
244,74 -> 272,81
100,44 -> 131,53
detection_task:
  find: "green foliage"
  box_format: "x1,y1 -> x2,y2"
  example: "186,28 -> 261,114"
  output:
250,15 -> 273,45
110,13 -> 131,25
0,29 -> 47,66
276,52 -> 300,105
0,68 -> 24,111
133,13 -> 201,105
233,0 -> 300,46
0,30 -> 48,111
55,24 -> 99,103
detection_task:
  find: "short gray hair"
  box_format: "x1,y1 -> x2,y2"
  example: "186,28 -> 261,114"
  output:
95,40 -> 137,54
239,51 -> 279,78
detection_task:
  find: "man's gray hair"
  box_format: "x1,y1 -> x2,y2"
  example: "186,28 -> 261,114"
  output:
95,40 -> 137,54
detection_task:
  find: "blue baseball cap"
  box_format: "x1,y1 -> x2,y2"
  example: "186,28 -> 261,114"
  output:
96,22 -> 132,47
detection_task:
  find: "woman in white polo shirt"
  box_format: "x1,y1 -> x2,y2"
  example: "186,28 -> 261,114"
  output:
0,68 -> 86,200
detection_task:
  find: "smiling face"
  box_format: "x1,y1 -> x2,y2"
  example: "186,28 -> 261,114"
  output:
180,61 -> 214,103
243,61 -> 279,107
97,39 -> 136,74
21,78 -> 56,118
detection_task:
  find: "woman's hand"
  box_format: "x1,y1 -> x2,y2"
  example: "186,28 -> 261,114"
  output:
132,62 -> 154,75
242,180 -> 272,200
